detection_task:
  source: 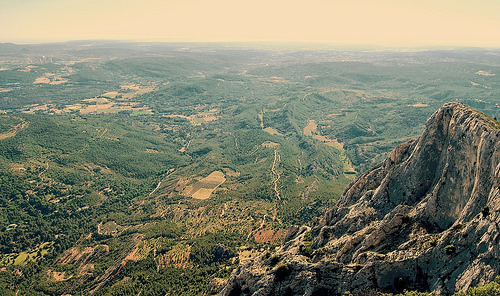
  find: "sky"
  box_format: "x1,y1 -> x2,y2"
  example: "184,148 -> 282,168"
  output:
1,0 -> 499,47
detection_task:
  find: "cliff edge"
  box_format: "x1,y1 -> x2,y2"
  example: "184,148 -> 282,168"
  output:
221,102 -> 500,296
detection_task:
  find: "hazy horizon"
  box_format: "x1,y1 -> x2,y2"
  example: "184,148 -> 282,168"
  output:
1,0 -> 500,48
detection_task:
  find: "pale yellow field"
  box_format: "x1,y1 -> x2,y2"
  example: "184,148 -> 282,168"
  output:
19,65 -> 37,72
263,127 -> 282,136
84,97 -> 110,103
261,141 -> 279,148
268,76 -> 289,83
238,247 -> 261,264
192,188 -> 215,199
21,83 -> 154,115
164,114 -> 190,120
263,108 -> 281,112
49,79 -> 68,85
79,103 -> 115,113
303,119 -> 345,147
101,91 -> 120,98
47,270 -> 73,281
121,84 -> 141,90
258,112 -> 264,128
164,110 -> 218,125
34,76 -> 50,84
145,148 -> 160,153
476,70 -> 495,76
33,73 -> 68,84
135,87 -> 155,95
183,171 -> 226,200
303,119 -> 317,136
64,104 -> 83,111
196,171 -> 226,190
65,102 -> 152,114
21,104 -> 50,114
408,103 -> 429,107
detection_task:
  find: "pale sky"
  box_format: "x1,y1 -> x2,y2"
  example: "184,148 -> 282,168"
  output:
1,0 -> 499,47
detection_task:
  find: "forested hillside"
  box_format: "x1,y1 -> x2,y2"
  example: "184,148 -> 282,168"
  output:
0,42 -> 499,295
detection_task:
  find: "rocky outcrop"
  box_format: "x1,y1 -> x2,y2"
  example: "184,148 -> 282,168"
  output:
221,103 -> 500,296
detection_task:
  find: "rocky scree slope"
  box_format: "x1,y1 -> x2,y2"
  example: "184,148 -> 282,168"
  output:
220,103 -> 500,296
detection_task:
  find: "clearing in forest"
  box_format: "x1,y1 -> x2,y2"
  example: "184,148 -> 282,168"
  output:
63,101 -> 152,115
303,119 -> 317,136
304,119 -> 356,175
97,221 -> 129,237
303,119 -> 344,149
156,243 -> 192,269
238,247 -> 260,264
408,103 -> 429,107
0,117 -> 28,140
33,73 -> 68,85
183,171 -> 226,200
261,141 -> 279,148
476,70 -> 495,76
164,108 -> 219,125
263,127 -> 282,136
1,242 -> 53,266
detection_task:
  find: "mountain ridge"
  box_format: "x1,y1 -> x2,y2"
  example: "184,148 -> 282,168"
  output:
220,102 -> 500,295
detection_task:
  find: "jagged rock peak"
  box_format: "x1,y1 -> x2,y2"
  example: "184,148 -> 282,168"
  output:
220,102 -> 500,296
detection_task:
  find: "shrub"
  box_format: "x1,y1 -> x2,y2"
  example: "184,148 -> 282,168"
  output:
453,276 -> 500,295
303,231 -> 312,242
269,255 -> 280,266
444,244 -> 456,255
481,206 -> 490,218
454,223 -> 465,231
275,264 -> 291,281
299,242 -> 313,258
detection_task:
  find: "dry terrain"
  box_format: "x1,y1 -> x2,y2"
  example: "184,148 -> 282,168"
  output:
183,171 -> 226,200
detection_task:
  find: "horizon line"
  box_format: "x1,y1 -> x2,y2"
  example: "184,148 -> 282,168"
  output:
2,39 -> 500,51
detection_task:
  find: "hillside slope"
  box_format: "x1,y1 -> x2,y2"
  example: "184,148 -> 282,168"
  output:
221,102 -> 500,295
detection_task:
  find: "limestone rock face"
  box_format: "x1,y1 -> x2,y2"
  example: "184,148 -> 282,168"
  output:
220,103 -> 500,296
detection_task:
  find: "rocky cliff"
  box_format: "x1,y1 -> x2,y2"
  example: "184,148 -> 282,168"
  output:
220,103 -> 500,296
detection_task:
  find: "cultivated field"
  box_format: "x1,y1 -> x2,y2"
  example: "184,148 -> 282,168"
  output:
183,171 -> 226,199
